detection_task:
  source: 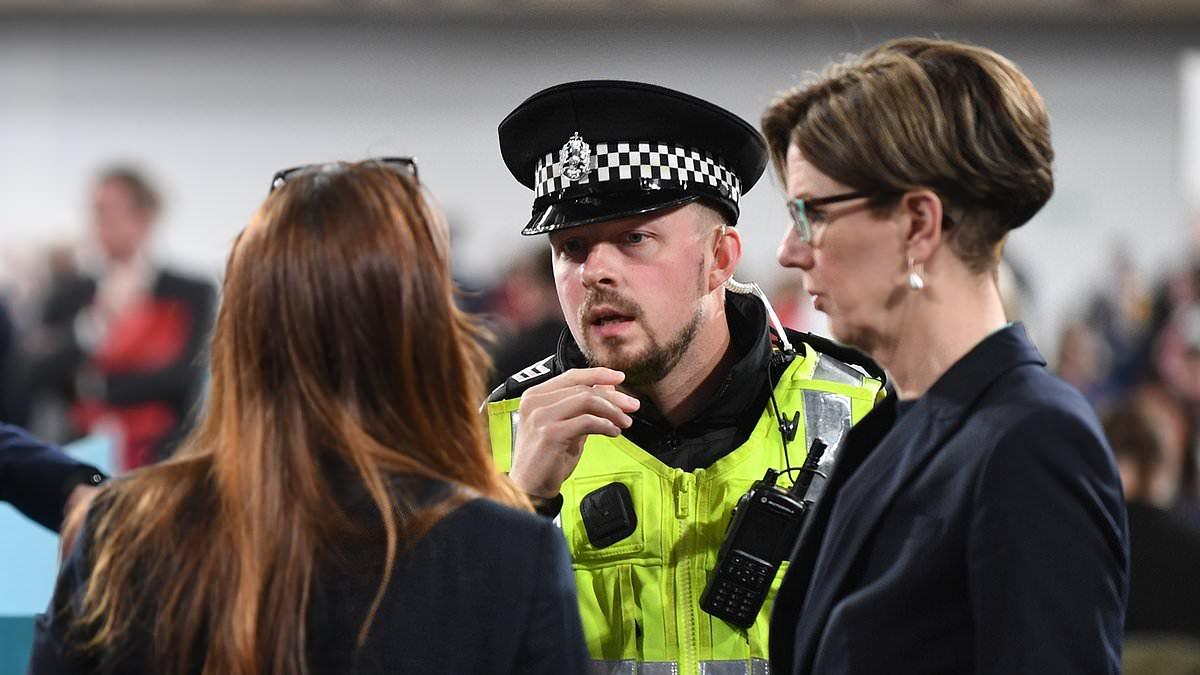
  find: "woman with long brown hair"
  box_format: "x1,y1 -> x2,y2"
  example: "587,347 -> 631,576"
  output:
29,159 -> 589,675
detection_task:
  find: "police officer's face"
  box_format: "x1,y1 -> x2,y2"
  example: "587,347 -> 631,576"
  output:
549,203 -> 719,387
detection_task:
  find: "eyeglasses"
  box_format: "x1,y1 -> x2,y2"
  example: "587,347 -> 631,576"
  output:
787,190 -> 876,244
268,157 -> 419,193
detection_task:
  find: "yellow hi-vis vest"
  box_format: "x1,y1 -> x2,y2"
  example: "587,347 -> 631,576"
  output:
487,344 -> 881,675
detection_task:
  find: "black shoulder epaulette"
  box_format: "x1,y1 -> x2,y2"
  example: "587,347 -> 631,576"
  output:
484,354 -> 559,403
779,327 -> 887,384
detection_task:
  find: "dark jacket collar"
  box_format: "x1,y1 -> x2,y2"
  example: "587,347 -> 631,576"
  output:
920,323 -> 1046,419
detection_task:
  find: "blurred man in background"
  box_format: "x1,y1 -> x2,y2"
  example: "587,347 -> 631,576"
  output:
22,166 -> 214,471
1105,404 -> 1200,635
1103,404 -> 1200,672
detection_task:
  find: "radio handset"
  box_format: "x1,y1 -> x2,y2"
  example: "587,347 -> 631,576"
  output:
699,439 -> 829,628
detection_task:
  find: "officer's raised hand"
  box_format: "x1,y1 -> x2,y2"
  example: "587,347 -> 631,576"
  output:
509,367 -> 640,499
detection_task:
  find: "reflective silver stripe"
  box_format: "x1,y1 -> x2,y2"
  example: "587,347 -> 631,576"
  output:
508,410 -> 522,470
589,660 -> 760,675
698,660 -> 768,675
699,661 -> 749,675
588,661 -> 678,675
589,660 -> 637,675
801,390 -> 853,505
812,354 -> 864,386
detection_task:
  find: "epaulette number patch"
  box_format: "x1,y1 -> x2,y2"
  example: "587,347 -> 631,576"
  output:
512,355 -> 555,384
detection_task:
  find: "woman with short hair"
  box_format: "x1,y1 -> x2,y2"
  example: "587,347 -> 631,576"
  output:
764,39 -> 1128,674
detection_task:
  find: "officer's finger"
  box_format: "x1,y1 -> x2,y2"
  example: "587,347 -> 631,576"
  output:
529,367 -> 626,395
550,388 -> 635,430
558,413 -> 624,441
527,388 -> 635,432
591,384 -> 641,413
524,382 -> 639,416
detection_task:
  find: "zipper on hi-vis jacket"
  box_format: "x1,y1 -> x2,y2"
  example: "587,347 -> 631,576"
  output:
676,469 -> 700,674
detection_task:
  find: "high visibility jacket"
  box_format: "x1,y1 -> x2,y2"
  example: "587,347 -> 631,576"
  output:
488,342 -> 882,675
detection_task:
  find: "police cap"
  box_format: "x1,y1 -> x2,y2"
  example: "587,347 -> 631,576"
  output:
498,80 -> 767,236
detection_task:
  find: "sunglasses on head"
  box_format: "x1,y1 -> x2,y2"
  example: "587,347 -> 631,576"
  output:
268,157 -> 419,193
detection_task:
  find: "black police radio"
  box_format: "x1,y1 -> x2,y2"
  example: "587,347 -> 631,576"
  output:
700,438 -> 828,628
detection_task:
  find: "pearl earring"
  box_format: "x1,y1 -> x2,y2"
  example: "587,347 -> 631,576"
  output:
908,258 -> 925,291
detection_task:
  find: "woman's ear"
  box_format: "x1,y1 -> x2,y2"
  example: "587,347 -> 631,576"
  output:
709,225 -> 742,292
901,189 -> 944,264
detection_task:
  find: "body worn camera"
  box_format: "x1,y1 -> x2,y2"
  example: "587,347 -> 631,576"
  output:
700,440 -> 828,628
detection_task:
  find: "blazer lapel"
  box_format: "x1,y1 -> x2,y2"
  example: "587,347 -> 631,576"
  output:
790,397 -> 961,669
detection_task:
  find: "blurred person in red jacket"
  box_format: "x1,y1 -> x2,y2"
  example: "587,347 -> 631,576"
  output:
24,165 -> 214,471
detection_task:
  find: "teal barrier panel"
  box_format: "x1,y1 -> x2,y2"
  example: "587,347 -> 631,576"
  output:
0,615 -> 34,674
0,435 -> 114,672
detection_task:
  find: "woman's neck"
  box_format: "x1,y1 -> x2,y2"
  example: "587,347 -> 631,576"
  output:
875,273 -> 1008,401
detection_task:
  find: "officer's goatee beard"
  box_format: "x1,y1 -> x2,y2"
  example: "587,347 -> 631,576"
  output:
579,292 -> 704,389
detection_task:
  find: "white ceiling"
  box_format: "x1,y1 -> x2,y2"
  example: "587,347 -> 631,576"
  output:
1,0 -> 1199,18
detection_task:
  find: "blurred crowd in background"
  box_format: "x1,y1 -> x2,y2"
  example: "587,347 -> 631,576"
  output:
3,160 -> 1200,644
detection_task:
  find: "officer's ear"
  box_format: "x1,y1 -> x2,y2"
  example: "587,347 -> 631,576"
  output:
708,223 -> 741,292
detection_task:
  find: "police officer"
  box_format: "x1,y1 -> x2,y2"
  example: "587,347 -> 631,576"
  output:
486,80 -> 883,675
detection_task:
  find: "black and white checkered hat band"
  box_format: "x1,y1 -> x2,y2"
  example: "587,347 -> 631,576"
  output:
534,142 -> 741,205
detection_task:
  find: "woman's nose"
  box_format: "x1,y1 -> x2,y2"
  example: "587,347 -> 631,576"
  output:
777,227 -> 814,271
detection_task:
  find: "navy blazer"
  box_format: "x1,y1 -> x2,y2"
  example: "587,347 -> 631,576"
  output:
30,488 -> 590,674
770,324 -> 1128,674
0,424 -> 104,531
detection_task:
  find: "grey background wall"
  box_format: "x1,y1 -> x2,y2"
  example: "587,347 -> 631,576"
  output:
1,15 -> 1197,350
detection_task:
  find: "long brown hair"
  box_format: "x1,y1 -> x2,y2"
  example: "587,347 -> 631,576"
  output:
69,161 -> 529,675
